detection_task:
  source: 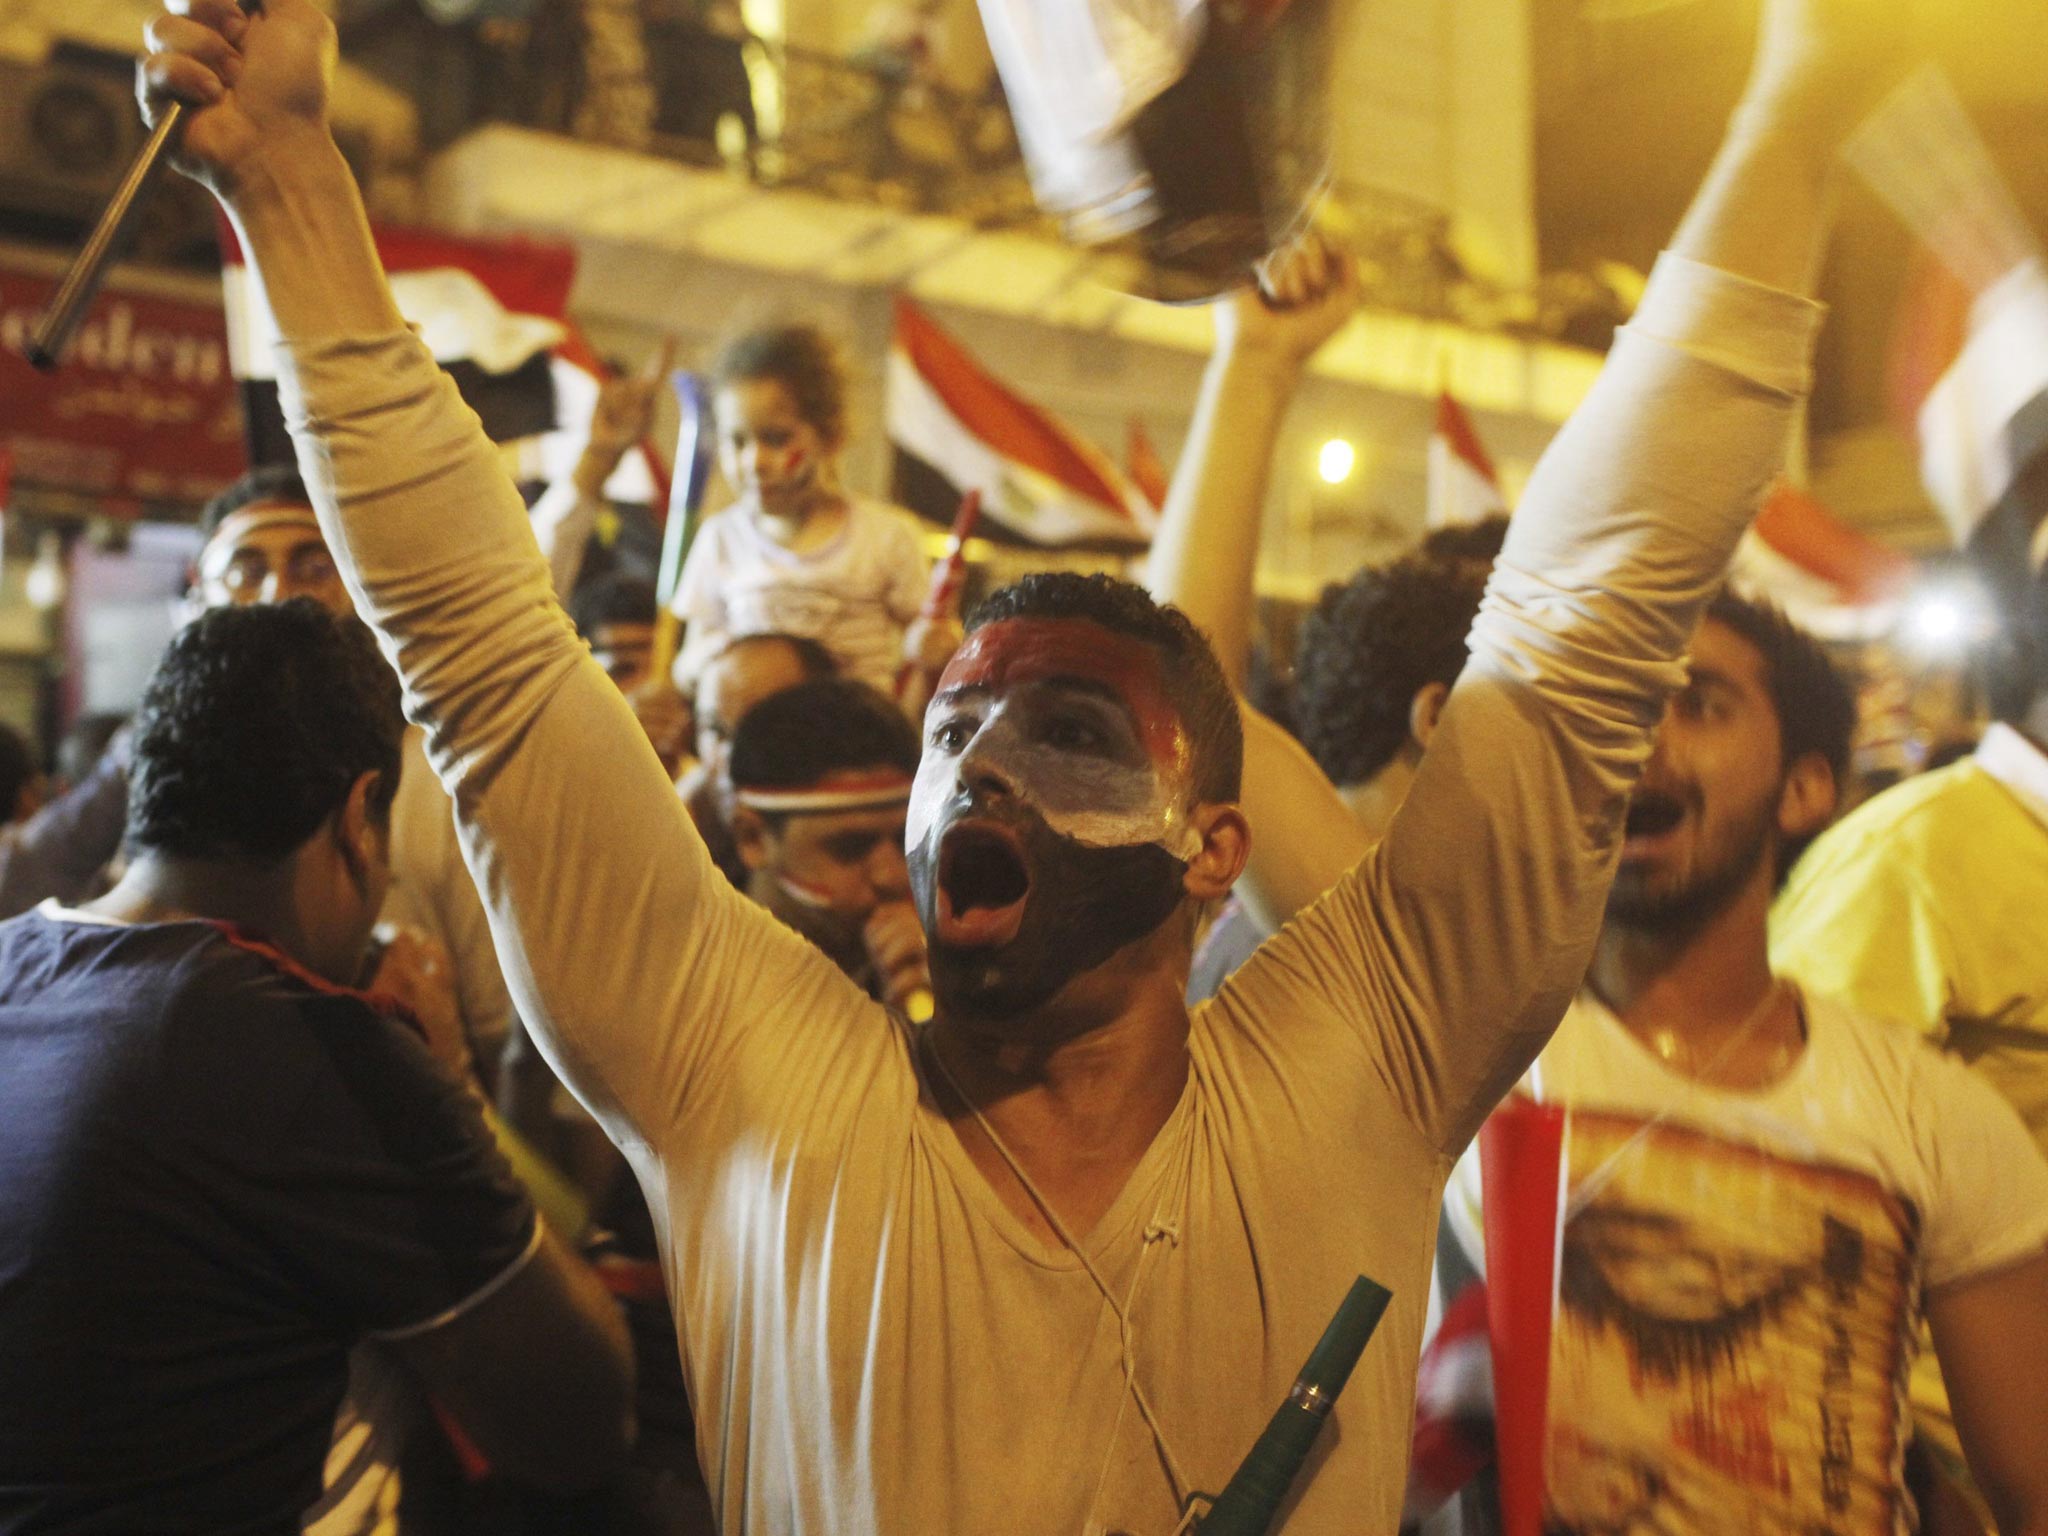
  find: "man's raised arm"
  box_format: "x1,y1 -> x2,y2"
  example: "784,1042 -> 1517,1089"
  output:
140,0 -> 869,1148
1271,0 -> 1905,1153
1143,238 -> 1374,933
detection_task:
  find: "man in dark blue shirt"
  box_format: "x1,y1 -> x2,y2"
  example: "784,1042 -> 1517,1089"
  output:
0,601 -> 633,1534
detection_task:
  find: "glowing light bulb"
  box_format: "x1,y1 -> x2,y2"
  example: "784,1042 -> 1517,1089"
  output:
24,532 -> 65,612
1318,439 -> 1356,486
1900,577 -> 1993,660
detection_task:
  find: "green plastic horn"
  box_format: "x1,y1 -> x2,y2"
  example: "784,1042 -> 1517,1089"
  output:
1198,1274 -> 1393,1536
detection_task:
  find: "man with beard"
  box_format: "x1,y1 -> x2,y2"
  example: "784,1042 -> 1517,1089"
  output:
139,0 -> 1929,1526
1427,597 -> 2048,1534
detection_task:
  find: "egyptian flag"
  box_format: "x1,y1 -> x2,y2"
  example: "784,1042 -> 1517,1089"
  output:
1730,483 -> 1916,639
1907,257 -> 2048,579
887,298 -> 1156,549
1404,1280 -> 1497,1524
1126,417 -> 1170,514
222,221 -> 574,467
1427,391 -> 1508,531
1847,67 -> 2048,578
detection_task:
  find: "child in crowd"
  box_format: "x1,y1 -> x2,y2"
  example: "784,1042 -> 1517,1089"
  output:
672,323 -> 954,699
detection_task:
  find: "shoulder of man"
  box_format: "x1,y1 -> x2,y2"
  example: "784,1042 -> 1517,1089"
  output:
1798,759 -> 2004,875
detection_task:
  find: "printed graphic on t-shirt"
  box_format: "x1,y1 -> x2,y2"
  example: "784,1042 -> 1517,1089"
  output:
1546,1109 -> 1921,1536
727,582 -> 857,640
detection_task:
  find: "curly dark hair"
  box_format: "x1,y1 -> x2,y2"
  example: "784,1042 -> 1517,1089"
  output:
968,572 -> 1242,806
199,464 -> 314,541
713,323 -> 850,446
128,601 -> 405,864
730,677 -> 920,797
1703,590 -> 1858,881
1294,555 -> 1489,789
1416,514 -> 1511,566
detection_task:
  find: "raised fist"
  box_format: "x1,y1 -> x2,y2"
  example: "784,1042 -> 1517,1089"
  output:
139,0 -> 338,197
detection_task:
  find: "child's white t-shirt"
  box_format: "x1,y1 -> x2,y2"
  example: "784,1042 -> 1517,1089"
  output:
673,498 -> 930,696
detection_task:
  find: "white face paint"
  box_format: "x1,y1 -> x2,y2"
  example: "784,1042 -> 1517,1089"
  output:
910,677 -> 1198,858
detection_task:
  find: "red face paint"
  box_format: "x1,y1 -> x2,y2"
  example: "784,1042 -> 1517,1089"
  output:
935,619 -> 1190,780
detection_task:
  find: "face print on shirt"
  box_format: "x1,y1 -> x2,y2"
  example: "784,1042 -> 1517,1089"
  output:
907,618 -> 1199,1020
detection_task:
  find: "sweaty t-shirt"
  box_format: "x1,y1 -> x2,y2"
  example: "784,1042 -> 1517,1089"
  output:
1441,991 -> 2048,1534
0,906 -> 539,1536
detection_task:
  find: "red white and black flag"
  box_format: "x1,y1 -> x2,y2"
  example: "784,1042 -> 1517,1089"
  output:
887,298 -> 1155,549
1427,390 -> 1508,531
1848,66 -> 2048,576
221,221 -> 575,467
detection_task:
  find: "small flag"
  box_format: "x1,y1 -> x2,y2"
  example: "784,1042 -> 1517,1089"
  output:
1126,417 -> 1170,514
222,220 -> 575,467
1427,391 -> 1508,531
1912,257 -> 2048,576
1404,1279 -> 1497,1525
1847,67 -> 2048,576
1730,482 -> 1917,638
887,298 -> 1155,549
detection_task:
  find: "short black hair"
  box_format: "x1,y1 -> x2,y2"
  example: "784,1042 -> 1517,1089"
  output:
967,572 -> 1242,805
1703,591 -> 1858,878
569,572 -> 658,640
199,464 -> 315,540
0,722 -> 38,820
728,677 -> 919,796
714,630 -> 837,681
1294,555 -> 1489,788
128,601 -> 405,864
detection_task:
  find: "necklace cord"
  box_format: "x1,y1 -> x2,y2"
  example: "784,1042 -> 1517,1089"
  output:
921,1028 -> 1198,1530
1563,979 -> 1799,1221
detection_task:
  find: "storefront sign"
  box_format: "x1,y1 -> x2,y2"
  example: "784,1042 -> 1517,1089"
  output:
1,255 -> 244,508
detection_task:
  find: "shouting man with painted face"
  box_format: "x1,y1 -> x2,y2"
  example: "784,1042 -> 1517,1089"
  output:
138,0 -> 1911,1527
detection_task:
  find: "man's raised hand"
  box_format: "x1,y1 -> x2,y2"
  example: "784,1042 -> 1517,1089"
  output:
1216,229 -> 1360,371
140,0 -> 338,198
1740,0 -> 1919,146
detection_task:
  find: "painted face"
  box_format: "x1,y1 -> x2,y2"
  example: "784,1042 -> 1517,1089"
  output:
714,377 -> 832,517
197,502 -> 351,617
1608,619 -> 1793,930
754,803 -> 913,963
907,618 -> 1198,1018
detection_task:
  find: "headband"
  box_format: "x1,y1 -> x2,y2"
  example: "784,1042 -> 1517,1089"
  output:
733,768 -> 914,815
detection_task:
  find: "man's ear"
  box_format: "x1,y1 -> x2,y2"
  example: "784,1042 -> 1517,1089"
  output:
333,771 -> 387,894
732,804 -> 776,873
1409,680 -> 1450,752
1777,752 -> 1839,843
1182,801 -> 1251,904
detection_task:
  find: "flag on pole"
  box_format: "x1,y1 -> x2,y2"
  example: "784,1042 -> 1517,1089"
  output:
1730,483 -> 1917,639
1908,258 -> 2048,575
1427,391 -> 1508,531
1126,417 -> 1170,514
1847,67 -> 2048,576
221,220 -> 575,467
887,298 -> 1155,549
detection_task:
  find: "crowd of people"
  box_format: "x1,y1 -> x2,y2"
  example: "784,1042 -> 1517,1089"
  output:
3,0 -> 2048,1532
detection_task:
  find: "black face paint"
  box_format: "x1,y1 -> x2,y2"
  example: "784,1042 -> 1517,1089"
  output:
910,801 -> 1188,1020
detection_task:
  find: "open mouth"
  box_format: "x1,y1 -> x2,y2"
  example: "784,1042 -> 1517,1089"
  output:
1623,791 -> 1687,843
936,821 -> 1032,949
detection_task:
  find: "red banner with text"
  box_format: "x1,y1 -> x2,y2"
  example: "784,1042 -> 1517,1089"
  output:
1,254 -> 243,509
